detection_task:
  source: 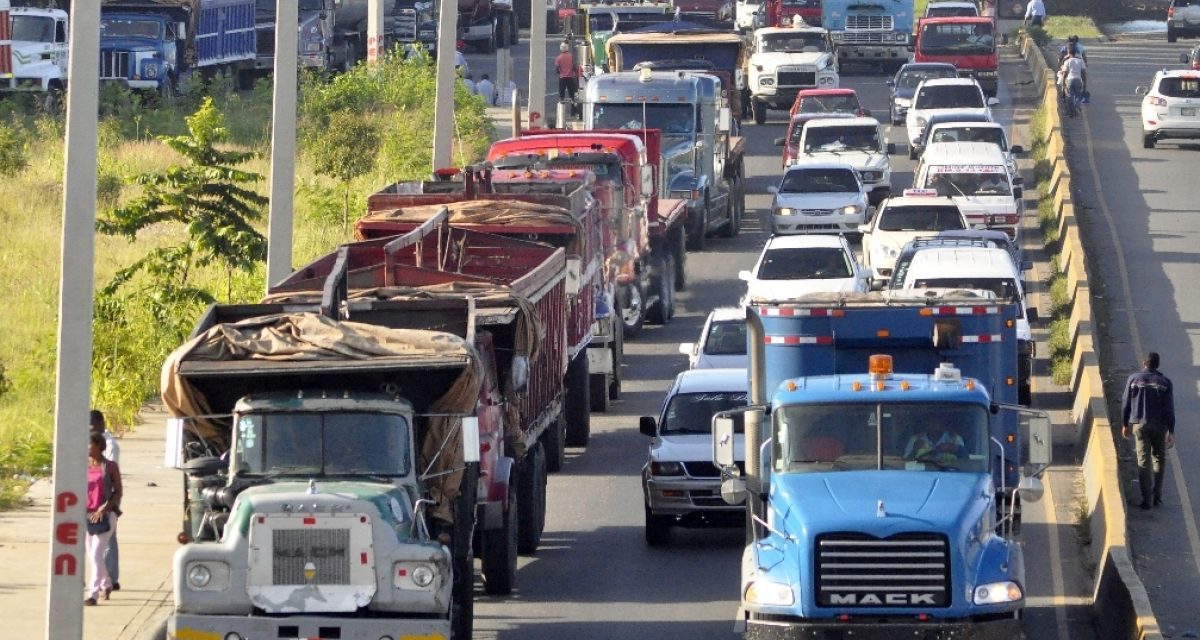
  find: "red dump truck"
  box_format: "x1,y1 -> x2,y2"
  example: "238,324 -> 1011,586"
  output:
486,129 -> 690,340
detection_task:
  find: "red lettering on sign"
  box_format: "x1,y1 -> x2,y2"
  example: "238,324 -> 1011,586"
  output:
54,554 -> 77,576
55,522 -> 78,545
55,491 -> 78,513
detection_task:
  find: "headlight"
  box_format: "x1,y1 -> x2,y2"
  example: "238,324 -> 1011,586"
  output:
841,204 -> 863,215
973,581 -> 1023,604
874,244 -> 898,258
774,207 -> 796,217
860,171 -> 881,182
895,97 -> 911,108
916,116 -> 927,127
144,63 -> 158,79
649,461 -> 685,476
745,580 -> 795,606
412,564 -> 436,587
187,563 -> 212,588
760,77 -> 775,86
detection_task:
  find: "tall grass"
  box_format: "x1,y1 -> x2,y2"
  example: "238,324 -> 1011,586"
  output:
0,54 -> 492,508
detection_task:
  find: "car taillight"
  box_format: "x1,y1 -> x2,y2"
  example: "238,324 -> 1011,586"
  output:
1149,96 -> 1168,107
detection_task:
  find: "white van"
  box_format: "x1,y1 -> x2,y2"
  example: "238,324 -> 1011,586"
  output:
913,141 -> 1022,240
899,245 -> 1037,404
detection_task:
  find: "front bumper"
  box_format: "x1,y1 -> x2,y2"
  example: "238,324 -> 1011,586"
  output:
644,474 -> 743,518
170,613 -> 450,640
1144,121 -> 1200,140
744,613 -> 1022,640
101,78 -> 158,90
836,44 -> 912,60
959,70 -> 999,95
772,213 -> 864,235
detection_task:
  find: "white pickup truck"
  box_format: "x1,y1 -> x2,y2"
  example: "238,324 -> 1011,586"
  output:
745,25 -> 839,124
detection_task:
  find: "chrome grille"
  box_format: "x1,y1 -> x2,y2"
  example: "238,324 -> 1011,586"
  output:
272,528 -> 351,585
840,31 -> 890,44
777,70 -> 817,87
394,8 -> 418,42
798,208 -> 837,216
99,51 -> 128,79
816,532 -> 950,607
846,14 -> 893,30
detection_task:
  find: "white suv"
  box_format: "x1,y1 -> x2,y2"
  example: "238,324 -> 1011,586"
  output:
905,78 -> 999,153
1136,69 -> 1200,148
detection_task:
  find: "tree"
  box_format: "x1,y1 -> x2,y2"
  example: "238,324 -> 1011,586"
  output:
306,108 -> 380,230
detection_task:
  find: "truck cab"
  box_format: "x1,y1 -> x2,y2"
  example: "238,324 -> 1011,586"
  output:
822,0 -> 914,70
914,16 -> 999,96
574,1 -> 674,75
1,5 -> 68,102
745,25 -> 840,125
99,11 -> 180,93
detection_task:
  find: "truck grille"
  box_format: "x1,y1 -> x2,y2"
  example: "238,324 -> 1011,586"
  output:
815,532 -> 950,608
777,70 -> 817,87
840,31 -> 890,44
99,51 -> 128,79
846,14 -> 893,30
394,8 -> 418,42
257,27 -> 275,56
272,528 -> 351,585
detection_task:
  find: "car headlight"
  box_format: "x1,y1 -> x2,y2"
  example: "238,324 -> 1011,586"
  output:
841,204 -> 863,215
895,97 -> 911,108
916,116 -> 927,127
874,244 -> 899,258
973,581 -> 1023,605
650,461 -> 685,476
745,580 -> 795,606
412,564 -> 436,587
774,207 -> 796,216
187,564 -> 211,588
860,171 -> 882,182
760,77 -> 775,86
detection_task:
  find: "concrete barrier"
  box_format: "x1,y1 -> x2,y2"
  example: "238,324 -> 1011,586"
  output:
1018,32 -> 1164,640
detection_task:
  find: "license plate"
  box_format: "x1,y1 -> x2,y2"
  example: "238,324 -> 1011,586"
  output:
1183,108 -> 1196,117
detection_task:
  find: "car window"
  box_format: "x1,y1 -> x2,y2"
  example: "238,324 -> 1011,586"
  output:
804,126 -> 881,152
704,321 -> 747,355
1173,0 -> 1196,7
661,392 -> 748,435
780,168 -> 860,193
1158,77 -> 1200,98
877,205 -> 966,231
799,94 -> 860,113
931,126 -> 1006,150
897,67 -> 958,90
757,247 -> 852,280
927,6 -> 978,16
924,170 -> 1010,196
915,85 -> 984,109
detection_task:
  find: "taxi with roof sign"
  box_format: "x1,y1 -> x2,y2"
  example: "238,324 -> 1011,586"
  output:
859,189 -> 968,287
1136,68 -> 1200,148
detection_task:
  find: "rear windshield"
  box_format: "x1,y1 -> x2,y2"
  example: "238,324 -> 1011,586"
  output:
915,85 -> 984,109
1158,77 -> 1200,98
896,66 -> 959,90
757,247 -> 852,280
930,126 -> 1006,150
877,205 -> 966,231
779,168 -> 860,193
704,320 -> 747,355
923,170 -> 1011,196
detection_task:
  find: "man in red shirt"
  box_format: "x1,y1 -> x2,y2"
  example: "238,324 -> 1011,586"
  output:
555,42 -> 577,103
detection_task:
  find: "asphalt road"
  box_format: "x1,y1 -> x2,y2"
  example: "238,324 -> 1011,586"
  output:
1060,36 -> 1200,638
462,35 -> 1087,639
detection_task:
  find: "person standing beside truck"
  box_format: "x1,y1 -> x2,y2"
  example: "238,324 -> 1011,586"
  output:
556,42 -> 578,103
1122,352 -> 1176,510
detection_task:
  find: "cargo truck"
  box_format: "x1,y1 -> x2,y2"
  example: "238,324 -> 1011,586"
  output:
711,292 -> 1052,639
572,0 -> 674,75
0,2 -> 68,110
914,15 -> 999,96
99,0 -> 257,95
822,0 -> 914,71
583,69 -> 746,250
459,0 -> 518,52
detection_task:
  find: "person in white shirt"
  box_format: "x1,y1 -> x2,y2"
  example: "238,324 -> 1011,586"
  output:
1023,0 -> 1045,26
1059,50 -> 1087,117
90,410 -> 121,591
475,73 -> 497,106
461,71 -> 476,95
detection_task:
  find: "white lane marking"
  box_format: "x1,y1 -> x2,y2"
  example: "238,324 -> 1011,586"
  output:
1026,596 -> 1092,607
1081,100 -> 1200,581
1042,472 -> 1072,640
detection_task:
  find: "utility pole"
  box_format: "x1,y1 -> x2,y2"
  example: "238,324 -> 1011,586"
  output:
431,0 -> 459,170
368,0 -> 385,69
46,0 -> 98,636
265,0 -> 298,290
528,0 -> 548,128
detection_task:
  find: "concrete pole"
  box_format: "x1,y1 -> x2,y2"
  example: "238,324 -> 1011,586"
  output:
528,0 -> 548,129
368,0 -> 385,69
265,0 -> 298,291
431,0 -> 459,171
46,0 -> 98,636
495,47 -> 510,100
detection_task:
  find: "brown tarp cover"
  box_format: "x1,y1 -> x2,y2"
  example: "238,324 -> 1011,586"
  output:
356,200 -> 585,254
160,311 -> 482,523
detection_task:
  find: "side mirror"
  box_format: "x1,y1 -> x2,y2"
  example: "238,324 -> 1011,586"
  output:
1027,414 -> 1052,468
861,108 -> 872,118
164,417 -> 187,469
738,270 -> 754,282
767,185 -> 779,194
1013,175 -> 1025,186
1019,259 -> 1033,272
885,78 -> 895,87
461,417 -> 481,463
871,279 -> 886,291
639,416 -> 657,437
1017,475 -> 1044,503
511,354 -> 530,394
987,96 -> 1000,106
177,21 -> 187,39
886,142 -> 896,155
857,224 -> 871,234
1182,53 -> 1191,64
1026,306 -> 1039,323
773,136 -> 785,146
1135,86 -> 1148,95
1010,144 -> 1025,154
713,416 -> 737,467
678,342 -> 696,356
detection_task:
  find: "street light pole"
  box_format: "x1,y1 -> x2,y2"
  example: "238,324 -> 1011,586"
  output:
265,0 -> 298,290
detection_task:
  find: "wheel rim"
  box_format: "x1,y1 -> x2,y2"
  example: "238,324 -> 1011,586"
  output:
622,287 -> 643,327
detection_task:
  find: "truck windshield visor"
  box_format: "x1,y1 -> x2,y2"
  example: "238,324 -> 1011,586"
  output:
591,103 -> 697,135
773,402 -> 990,473
803,126 -> 881,153
12,16 -> 54,43
234,412 -> 411,478
662,392 -> 749,435
101,18 -> 163,39
918,22 -> 995,55
762,32 -> 828,53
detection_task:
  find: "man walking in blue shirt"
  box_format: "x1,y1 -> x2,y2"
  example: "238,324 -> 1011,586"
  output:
1121,352 -> 1176,510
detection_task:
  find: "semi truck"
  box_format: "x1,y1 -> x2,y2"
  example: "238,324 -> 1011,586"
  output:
914,15 -> 999,96
354,170 -> 611,432
572,0 -> 674,76
99,0 -> 257,95
712,292 -> 1052,639
821,0 -> 914,71
0,2 -> 68,110
583,69 -> 746,250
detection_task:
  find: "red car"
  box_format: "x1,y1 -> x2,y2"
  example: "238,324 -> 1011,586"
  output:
788,88 -> 870,118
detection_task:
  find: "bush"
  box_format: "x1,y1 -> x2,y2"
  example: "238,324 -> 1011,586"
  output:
0,122 -> 28,177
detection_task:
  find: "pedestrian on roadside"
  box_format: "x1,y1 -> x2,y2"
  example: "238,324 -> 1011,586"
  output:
1023,0 -> 1045,27
90,409 -> 121,591
85,431 -> 122,605
555,42 -> 577,104
461,71 -> 476,95
1058,47 -> 1087,117
1121,352 -> 1176,510
475,73 -> 497,106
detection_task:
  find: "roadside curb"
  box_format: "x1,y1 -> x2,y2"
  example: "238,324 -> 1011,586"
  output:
1018,33 -> 1164,640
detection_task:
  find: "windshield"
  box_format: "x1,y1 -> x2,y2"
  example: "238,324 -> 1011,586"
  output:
911,276 -> 1019,301
797,94 -> 859,113
1159,77 -> 1200,98
803,126 -> 881,153
896,66 -> 959,90
11,16 -> 54,42
261,0 -> 325,9
662,392 -> 748,435
773,402 -> 989,473
665,147 -> 697,182
779,167 -> 860,193
877,205 -> 965,231
591,103 -> 697,135
926,5 -> 978,16
234,412 -> 411,477
757,246 -> 852,280
931,126 -> 1006,150
919,22 -> 995,55
761,32 -> 828,53
704,320 -> 747,355
925,170 -> 1011,196
101,18 -> 162,38
914,84 -> 984,109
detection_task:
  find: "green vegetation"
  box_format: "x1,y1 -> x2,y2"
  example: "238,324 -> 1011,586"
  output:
0,53 -> 493,508
1040,16 -> 1102,41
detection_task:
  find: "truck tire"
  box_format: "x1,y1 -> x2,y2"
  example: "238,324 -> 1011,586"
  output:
646,254 -> 675,324
564,354 -> 591,446
481,483 -> 518,595
497,18 -> 509,49
516,442 -> 546,554
752,99 -> 767,125
719,191 -> 739,239
485,22 -> 498,54
686,204 -> 707,251
644,504 -> 671,546
451,465 -> 477,640
619,281 -> 645,339
542,412 -> 566,472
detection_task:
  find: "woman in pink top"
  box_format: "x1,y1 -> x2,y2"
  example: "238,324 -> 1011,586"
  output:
85,432 -> 122,605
